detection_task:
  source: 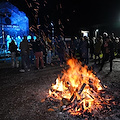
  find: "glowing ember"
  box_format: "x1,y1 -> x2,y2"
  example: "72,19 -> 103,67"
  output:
48,58 -> 112,116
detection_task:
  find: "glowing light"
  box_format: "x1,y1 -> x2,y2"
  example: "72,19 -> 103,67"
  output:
96,29 -> 99,32
48,58 -> 106,116
0,2 -> 29,51
81,30 -> 89,37
33,36 -> 37,40
27,35 -> 31,40
51,22 -> 54,26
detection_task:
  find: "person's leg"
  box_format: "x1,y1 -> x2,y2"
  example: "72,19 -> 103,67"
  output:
21,54 -> 24,69
35,52 -> 40,69
23,53 -> 29,70
98,54 -> 101,64
85,57 -> 88,65
16,56 -> 19,68
86,53 -> 89,65
99,54 -> 105,71
47,50 -> 51,64
19,53 -> 25,72
11,52 -> 15,68
26,53 -> 30,70
94,54 -> 97,64
40,51 -> 44,68
62,52 -> 66,65
110,59 -> 113,72
48,50 -> 52,64
59,53 -> 63,66
30,50 -> 34,64
46,51 -> 48,64
79,50 -> 82,61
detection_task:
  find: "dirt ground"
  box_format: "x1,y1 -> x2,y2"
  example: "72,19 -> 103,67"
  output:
0,58 -> 120,120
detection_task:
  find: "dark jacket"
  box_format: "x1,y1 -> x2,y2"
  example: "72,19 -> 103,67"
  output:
35,39 -> 43,52
20,39 -> 29,53
57,40 -> 65,53
109,40 -> 114,60
29,39 -> 36,53
9,40 -> 17,52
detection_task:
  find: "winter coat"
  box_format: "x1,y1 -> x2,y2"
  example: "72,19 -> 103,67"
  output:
9,41 -> 17,53
19,39 -> 29,53
94,39 -> 103,55
34,40 -> 43,52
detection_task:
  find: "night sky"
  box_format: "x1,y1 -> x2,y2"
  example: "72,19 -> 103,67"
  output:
3,0 -> 120,36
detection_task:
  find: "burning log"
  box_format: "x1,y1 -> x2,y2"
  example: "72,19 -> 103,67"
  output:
89,83 -> 97,92
70,93 -> 75,102
47,58 -> 115,117
69,83 -> 87,105
78,83 -> 86,95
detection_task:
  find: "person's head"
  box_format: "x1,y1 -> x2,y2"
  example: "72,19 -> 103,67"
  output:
103,32 -> 108,38
115,37 -> 119,43
11,40 -> 15,44
106,36 -> 110,42
111,33 -> 114,37
30,37 -> 34,42
23,36 -> 27,40
22,36 -> 27,42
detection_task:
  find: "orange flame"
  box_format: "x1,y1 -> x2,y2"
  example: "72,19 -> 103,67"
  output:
48,58 -> 106,115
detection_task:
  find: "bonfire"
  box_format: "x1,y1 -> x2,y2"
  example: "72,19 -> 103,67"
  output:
47,58 -> 114,116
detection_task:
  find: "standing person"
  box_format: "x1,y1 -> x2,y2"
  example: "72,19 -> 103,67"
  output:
110,33 -> 116,54
80,36 -> 89,65
70,37 -> 76,58
99,36 -> 114,72
109,38 -> 114,72
19,36 -> 30,72
114,37 -> 119,56
42,33 -> 47,66
46,36 -> 52,65
34,37 -> 44,70
77,37 -> 82,61
29,37 -> 35,65
94,36 -> 103,64
89,37 -> 94,59
9,40 -> 17,68
56,37 -> 66,67
51,42 -> 55,58
54,36 -> 58,56
101,32 -> 108,55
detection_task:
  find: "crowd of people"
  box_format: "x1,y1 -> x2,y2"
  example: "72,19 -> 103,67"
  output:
8,32 -> 120,72
9,33 -> 67,72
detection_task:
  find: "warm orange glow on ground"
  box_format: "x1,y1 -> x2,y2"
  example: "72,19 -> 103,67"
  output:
48,58 -> 111,115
